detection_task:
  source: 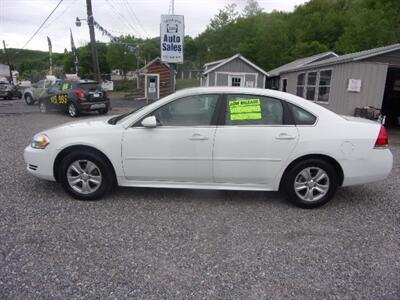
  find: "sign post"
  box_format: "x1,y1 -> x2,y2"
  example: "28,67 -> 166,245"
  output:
160,14 -> 184,93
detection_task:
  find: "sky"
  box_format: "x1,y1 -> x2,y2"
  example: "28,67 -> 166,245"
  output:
1,0 -> 308,53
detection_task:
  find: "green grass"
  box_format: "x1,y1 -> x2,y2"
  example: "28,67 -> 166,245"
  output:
176,79 -> 200,90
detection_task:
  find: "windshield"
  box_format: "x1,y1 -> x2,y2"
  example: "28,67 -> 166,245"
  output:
78,82 -> 100,91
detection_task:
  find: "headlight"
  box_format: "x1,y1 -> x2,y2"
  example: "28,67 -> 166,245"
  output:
31,134 -> 50,149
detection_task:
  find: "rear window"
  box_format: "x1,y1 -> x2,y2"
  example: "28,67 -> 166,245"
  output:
288,103 -> 317,125
78,82 -> 100,91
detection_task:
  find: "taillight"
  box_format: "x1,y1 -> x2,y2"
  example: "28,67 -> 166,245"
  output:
75,88 -> 85,100
374,126 -> 388,148
103,91 -> 108,98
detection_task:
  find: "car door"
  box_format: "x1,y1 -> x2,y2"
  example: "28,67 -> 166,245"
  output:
213,94 -> 299,187
121,94 -> 220,182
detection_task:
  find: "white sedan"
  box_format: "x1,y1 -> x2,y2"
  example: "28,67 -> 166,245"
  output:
24,87 -> 393,208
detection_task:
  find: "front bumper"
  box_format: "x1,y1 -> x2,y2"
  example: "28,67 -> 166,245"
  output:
24,146 -> 56,181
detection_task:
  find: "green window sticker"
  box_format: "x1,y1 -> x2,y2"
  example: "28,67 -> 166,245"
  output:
229,98 -> 262,121
62,83 -> 69,90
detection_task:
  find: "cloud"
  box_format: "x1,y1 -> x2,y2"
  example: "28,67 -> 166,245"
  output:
1,0 -> 307,52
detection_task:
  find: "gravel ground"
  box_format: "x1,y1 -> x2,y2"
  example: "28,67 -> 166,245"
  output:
0,105 -> 399,299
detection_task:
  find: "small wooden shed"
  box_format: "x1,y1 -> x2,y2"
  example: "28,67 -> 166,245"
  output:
134,57 -> 172,100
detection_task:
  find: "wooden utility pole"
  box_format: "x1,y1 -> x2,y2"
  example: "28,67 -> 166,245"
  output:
170,0 -> 176,93
86,0 -> 101,81
2,40 -> 13,83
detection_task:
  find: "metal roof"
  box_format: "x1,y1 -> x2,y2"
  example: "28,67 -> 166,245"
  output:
203,54 -> 269,76
268,52 -> 338,77
282,43 -> 400,73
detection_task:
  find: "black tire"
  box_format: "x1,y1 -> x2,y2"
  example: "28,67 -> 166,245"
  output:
25,94 -> 34,105
58,150 -> 115,201
281,158 -> 339,209
67,102 -> 79,117
98,107 -> 109,115
39,101 -> 47,113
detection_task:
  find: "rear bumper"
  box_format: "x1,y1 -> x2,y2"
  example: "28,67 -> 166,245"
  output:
78,100 -> 110,111
24,146 -> 56,181
342,148 -> 393,186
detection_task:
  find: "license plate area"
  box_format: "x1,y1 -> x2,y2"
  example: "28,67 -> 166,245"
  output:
90,103 -> 106,109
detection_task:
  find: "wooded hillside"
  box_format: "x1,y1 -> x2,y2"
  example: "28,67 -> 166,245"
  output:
1,0 -> 399,81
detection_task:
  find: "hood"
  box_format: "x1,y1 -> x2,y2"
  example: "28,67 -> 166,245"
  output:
43,116 -> 116,137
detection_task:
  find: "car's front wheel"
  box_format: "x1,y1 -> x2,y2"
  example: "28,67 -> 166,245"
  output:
59,151 -> 114,200
25,94 -> 34,105
282,158 -> 339,208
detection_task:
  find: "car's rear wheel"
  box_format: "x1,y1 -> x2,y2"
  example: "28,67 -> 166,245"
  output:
68,102 -> 79,117
25,94 -> 34,105
282,158 -> 338,208
39,101 -> 47,113
59,151 -> 114,200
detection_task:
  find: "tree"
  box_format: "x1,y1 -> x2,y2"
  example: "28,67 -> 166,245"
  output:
208,4 -> 238,30
243,0 -> 263,17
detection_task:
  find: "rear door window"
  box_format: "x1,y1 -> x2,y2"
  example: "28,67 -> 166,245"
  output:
288,103 -> 317,125
224,94 -> 284,125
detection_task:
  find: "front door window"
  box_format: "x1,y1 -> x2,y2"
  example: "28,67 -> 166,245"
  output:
151,94 -> 219,126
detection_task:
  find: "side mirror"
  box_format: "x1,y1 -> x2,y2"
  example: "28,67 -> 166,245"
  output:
141,116 -> 157,128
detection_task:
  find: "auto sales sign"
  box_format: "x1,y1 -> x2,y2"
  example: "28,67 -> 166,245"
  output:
160,15 -> 184,63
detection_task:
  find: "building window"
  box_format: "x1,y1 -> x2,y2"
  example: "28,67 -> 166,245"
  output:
306,71 -> 317,100
296,70 -> 332,102
317,70 -> 332,102
231,76 -> 242,87
296,73 -> 305,97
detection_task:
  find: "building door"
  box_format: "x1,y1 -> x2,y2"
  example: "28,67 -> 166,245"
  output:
146,75 -> 159,100
382,67 -> 400,127
281,78 -> 288,92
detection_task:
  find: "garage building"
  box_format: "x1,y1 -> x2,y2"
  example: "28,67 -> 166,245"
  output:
201,54 -> 269,88
268,43 -> 400,126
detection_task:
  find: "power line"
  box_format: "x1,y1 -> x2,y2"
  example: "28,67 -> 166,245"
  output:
21,0 -> 64,49
43,0 -> 77,30
104,0 -> 141,36
122,0 -> 148,37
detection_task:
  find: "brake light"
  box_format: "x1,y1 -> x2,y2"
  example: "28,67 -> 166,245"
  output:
75,88 -> 85,100
103,91 -> 108,98
374,126 -> 388,148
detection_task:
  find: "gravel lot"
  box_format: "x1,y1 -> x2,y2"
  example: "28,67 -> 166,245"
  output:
0,98 -> 399,299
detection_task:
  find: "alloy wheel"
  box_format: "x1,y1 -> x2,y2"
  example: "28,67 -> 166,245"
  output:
39,102 -> 46,113
294,167 -> 330,202
68,104 -> 77,117
66,160 -> 102,194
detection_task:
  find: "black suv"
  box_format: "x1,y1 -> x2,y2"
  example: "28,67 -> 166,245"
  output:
38,80 -> 110,117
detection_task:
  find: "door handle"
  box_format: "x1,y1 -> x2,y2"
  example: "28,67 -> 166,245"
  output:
275,133 -> 296,140
189,133 -> 209,141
